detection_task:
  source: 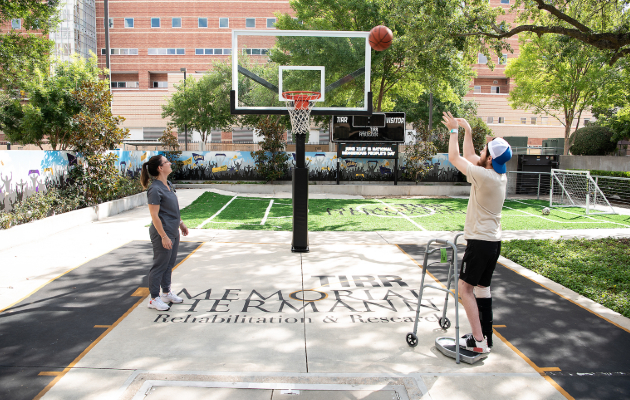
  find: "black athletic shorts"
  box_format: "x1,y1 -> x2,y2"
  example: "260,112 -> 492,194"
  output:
460,239 -> 501,287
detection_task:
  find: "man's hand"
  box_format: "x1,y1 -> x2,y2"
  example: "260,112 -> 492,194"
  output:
442,112 -> 459,131
455,118 -> 471,133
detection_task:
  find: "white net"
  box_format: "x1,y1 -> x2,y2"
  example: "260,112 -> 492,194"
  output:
550,169 -> 616,214
286,102 -> 314,135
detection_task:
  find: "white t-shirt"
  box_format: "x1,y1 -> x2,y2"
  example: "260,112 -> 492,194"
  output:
464,163 -> 507,241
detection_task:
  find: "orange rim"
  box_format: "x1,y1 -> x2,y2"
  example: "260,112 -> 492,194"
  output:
283,91 -> 321,110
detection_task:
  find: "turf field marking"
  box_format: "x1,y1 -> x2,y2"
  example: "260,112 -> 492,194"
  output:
503,202 -> 630,227
508,199 -> 630,226
261,200 -> 274,225
196,195 -> 238,228
376,199 -> 427,231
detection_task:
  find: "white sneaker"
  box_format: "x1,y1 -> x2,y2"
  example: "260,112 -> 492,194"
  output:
459,333 -> 491,353
148,296 -> 170,311
161,291 -> 183,304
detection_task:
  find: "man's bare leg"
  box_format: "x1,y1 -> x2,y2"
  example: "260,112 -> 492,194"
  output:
458,279 -> 483,340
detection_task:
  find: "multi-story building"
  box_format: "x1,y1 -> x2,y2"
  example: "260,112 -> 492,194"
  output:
51,0 -> 98,62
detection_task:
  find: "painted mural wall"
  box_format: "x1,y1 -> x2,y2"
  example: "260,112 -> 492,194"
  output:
0,150 -> 461,212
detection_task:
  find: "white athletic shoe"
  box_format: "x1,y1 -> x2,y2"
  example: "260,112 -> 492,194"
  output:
161,291 -> 183,304
148,296 -> 170,311
459,333 -> 491,353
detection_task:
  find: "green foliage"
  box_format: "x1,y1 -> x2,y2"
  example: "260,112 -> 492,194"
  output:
0,0 -> 59,89
505,34 -> 622,154
402,123 -> 438,183
0,54 -> 104,150
69,80 -> 130,205
161,60 -> 236,145
569,126 -> 617,155
431,116 -> 491,154
250,117 -> 290,182
502,238 -> 630,318
590,170 -> 630,178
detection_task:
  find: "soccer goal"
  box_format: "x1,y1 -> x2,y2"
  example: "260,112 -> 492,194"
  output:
550,169 -> 617,215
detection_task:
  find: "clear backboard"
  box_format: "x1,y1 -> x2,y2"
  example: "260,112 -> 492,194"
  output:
231,30 -> 372,116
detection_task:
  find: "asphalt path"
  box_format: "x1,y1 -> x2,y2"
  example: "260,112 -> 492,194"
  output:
0,240 -> 202,400
398,243 -> 630,400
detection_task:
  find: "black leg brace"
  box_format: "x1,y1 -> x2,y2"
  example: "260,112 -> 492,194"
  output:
476,297 -> 493,347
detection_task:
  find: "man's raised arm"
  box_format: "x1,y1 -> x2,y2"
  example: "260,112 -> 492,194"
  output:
457,118 -> 480,165
443,112 -> 470,174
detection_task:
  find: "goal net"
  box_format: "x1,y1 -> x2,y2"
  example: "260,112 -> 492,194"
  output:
550,169 -> 617,215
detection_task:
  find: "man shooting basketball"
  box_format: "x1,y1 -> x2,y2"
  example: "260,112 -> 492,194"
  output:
442,112 -> 512,353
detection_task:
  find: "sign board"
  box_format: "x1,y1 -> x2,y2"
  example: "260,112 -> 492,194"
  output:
331,112 -> 405,143
337,143 -> 398,159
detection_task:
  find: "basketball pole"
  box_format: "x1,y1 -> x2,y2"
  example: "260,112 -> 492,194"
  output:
292,128 -> 309,252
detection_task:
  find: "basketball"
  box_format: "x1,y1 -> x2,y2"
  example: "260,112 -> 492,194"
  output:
369,25 -> 393,51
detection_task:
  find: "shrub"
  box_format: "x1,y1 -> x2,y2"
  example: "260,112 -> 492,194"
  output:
250,117 -> 290,182
569,126 -> 617,155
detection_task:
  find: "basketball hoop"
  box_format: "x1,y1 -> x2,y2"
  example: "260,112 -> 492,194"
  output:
283,91 -> 321,135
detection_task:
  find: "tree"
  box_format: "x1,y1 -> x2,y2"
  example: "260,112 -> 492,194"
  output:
274,0 -> 475,115
159,126 -> 183,173
0,0 -> 60,89
161,60 -> 236,149
402,124 -> 438,183
0,54 -> 103,150
569,125 -> 618,155
505,34 -> 622,154
69,80 -> 129,204
250,117 -> 290,182
431,0 -> 630,66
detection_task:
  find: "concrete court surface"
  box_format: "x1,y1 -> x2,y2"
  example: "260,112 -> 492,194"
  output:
1,188 -> 629,400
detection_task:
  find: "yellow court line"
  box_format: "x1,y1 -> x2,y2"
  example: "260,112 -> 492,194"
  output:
492,324 -> 507,328
541,367 -> 562,372
93,325 -> 111,328
493,329 -> 574,400
172,242 -> 205,271
37,371 -> 61,376
497,260 -> 630,334
0,240 -> 134,314
33,288 -> 148,400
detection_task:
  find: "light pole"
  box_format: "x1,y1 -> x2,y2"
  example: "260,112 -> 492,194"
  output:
180,67 -> 187,151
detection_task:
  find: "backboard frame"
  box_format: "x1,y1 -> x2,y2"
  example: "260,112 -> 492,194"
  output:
231,29 -> 372,116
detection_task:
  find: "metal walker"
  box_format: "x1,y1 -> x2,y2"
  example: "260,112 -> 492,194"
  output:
405,234 -> 488,364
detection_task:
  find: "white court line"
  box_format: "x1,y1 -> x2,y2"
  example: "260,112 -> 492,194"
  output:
196,196 -> 238,229
376,199 -> 427,231
261,199 -> 274,225
503,201 -> 630,227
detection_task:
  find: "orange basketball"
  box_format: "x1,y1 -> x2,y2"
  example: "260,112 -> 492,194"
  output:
369,25 -> 393,51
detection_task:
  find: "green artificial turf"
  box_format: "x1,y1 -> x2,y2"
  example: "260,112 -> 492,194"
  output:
501,238 -> 630,318
180,192 -> 630,231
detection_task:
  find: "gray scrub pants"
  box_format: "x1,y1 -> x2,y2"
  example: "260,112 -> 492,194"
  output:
149,229 -> 180,298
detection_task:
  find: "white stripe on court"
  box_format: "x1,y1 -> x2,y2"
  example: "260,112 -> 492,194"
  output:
376,199 -> 427,231
261,199 -> 274,225
505,199 -> 630,227
196,196 -> 238,229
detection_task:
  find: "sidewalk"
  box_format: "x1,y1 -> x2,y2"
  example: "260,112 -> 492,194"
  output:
1,188 -> 629,400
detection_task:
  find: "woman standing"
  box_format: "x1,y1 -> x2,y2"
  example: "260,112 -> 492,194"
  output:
141,155 -> 189,311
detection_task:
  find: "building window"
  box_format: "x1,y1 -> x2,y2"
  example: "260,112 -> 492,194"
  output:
124,18 -> 134,28
219,18 -> 229,28
584,118 -> 590,125
172,17 -> 181,28
267,18 -> 276,28
198,18 -> 208,28
103,48 -> 139,55
151,18 -> 160,28
501,0 -> 510,4
491,86 -> 500,93
11,19 -> 21,29
531,117 -> 537,125
541,117 -> 548,125
104,18 -> 113,28
243,48 -> 269,55
499,53 -> 508,65
153,82 -> 168,88
487,117 -> 494,124
473,85 -> 481,93
195,48 -> 232,55
111,81 -> 139,88
246,18 -> 256,28
521,118 -> 527,124
148,48 -> 185,55
478,53 -> 488,64
498,117 -> 505,124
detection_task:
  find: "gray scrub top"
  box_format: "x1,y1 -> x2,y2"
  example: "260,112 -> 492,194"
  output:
147,180 -> 181,238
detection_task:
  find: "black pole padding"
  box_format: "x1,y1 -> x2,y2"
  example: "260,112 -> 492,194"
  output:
394,156 -> 398,185
292,167 -> 309,252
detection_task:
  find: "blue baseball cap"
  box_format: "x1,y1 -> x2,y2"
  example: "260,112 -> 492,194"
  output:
488,138 -> 512,174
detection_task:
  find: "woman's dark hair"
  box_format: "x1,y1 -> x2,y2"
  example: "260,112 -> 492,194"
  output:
141,155 -> 164,189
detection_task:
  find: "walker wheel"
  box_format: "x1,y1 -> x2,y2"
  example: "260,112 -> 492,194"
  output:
439,317 -> 451,329
406,332 -> 418,347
